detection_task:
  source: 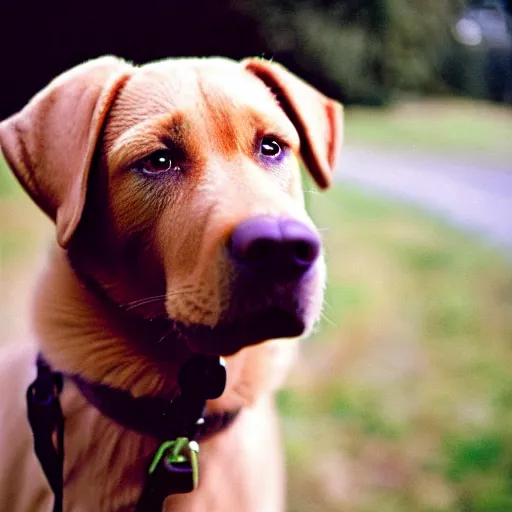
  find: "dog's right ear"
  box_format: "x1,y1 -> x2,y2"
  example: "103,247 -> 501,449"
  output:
0,56 -> 133,247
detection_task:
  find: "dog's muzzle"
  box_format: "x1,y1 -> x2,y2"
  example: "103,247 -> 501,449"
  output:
180,216 -> 322,355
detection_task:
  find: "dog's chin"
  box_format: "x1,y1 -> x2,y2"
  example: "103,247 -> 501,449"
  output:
173,307 -> 308,356
164,264 -> 324,355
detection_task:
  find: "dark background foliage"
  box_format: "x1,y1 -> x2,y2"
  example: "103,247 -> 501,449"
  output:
1,1 -> 511,116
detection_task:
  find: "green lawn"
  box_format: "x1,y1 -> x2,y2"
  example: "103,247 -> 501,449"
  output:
283,184 -> 512,512
345,99 -> 512,163
0,153 -> 18,197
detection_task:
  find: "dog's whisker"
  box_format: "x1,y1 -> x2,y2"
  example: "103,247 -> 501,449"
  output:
124,289 -> 198,311
125,295 -> 166,307
125,297 -> 167,311
320,311 -> 336,327
322,299 -> 334,311
158,331 -> 169,344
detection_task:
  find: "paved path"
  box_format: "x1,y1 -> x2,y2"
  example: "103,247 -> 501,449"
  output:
336,145 -> 512,254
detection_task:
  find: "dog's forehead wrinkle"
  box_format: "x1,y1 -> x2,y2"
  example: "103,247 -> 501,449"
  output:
110,112 -> 185,151
195,85 -> 297,157
104,60 -> 300,165
107,119 -> 164,164
107,67 -> 201,133
196,72 -> 283,120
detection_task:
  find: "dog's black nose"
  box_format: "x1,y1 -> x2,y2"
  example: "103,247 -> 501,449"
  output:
228,216 -> 320,279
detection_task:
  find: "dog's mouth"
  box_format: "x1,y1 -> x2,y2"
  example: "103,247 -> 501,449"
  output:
160,266 -> 321,356
177,306 -> 306,356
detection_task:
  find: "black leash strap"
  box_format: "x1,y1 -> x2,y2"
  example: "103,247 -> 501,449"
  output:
26,355 -> 64,512
26,355 -> 227,512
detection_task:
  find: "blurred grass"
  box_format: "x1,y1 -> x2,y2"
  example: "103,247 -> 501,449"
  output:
282,184 -> 512,512
0,154 -> 19,197
0,154 -> 53,342
345,99 -> 512,162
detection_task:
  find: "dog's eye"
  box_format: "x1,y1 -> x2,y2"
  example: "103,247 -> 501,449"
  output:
136,151 -> 179,175
260,137 -> 282,158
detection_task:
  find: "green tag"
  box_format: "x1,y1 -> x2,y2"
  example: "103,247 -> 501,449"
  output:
149,437 -> 200,490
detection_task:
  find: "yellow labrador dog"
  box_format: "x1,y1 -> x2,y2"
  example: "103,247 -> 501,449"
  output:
0,56 -> 342,511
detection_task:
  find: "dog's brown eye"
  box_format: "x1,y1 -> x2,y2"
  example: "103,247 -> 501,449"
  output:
260,137 -> 282,158
137,151 -> 178,175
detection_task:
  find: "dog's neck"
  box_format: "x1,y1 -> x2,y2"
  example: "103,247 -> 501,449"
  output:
32,247 -> 294,412
32,247 -> 188,398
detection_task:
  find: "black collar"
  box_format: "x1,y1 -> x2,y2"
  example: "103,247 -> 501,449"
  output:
27,354 -> 238,512
70,372 -> 239,442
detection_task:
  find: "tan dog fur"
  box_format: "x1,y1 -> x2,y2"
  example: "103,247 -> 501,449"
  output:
0,56 -> 342,511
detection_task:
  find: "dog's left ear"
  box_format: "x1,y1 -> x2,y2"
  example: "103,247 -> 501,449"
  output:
0,56 -> 133,247
243,58 -> 343,189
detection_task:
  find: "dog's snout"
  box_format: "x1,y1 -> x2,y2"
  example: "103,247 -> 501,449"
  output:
227,216 -> 320,278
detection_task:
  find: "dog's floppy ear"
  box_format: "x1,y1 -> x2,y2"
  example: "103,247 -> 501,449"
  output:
243,58 -> 343,189
0,56 -> 133,247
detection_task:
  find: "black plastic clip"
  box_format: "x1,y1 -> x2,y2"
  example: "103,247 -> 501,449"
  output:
26,356 -> 64,512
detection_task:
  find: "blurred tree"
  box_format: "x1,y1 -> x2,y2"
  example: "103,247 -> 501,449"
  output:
444,0 -> 512,103
0,0 -> 266,119
233,0 -> 465,104
1,0 -> 503,117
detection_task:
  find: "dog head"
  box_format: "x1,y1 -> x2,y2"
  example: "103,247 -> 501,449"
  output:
0,56 -> 342,356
